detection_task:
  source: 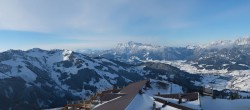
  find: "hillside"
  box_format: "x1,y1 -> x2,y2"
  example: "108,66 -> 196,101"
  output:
0,49 -> 200,109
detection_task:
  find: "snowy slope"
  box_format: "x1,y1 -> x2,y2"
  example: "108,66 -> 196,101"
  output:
162,60 -> 250,92
0,49 -> 201,110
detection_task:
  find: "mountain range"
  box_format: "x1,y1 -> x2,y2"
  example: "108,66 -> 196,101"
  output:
1,37 -> 250,109
81,37 -> 250,71
0,48 -> 200,110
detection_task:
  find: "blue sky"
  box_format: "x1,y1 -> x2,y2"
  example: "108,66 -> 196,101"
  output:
1,0 -> 250,51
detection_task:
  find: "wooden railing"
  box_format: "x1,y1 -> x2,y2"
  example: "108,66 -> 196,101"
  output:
62,88 -> 122,110
62,100 -> 92,110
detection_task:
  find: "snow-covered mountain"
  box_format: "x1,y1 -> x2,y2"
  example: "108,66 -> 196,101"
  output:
198,37 -> 250,49
85,41 -> 194,63
83,37 -> 250,71
2,37 -> 250,109
190,37 -> 250,70
0,48 -> 201,110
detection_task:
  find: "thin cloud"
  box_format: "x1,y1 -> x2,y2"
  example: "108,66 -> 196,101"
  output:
0,0 -> 198,33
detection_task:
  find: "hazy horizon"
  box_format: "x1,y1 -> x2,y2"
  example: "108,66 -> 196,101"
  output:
1,0 -> 250,51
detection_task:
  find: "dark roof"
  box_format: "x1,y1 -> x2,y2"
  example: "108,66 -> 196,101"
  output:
101,88 -> 122,94
94,80 -> 148,110
100,93 -> 126,102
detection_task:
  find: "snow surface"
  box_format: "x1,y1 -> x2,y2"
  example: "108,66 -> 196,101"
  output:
153,96 -> 201,110
126,81 -> 184,110
126,81 -> 250,110
126,94 -> 179,110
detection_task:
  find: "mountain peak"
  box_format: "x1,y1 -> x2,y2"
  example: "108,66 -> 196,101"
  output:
116,41 -> 160,49
198,36 -> 250,49
199,40 -> 233,49
127,41 -> 142,45
27,48 -> 46,52
234,36 -> 250,45
117,41 -> 142,47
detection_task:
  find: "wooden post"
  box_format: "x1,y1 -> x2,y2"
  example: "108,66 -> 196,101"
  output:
178,93 -> 182,104
153,102 -> 156,109
198,92 -> 202,109
66,100 -> 68,110
84,99 -> 85,109
90,100 -> 92,110
170,82 -> 172,94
